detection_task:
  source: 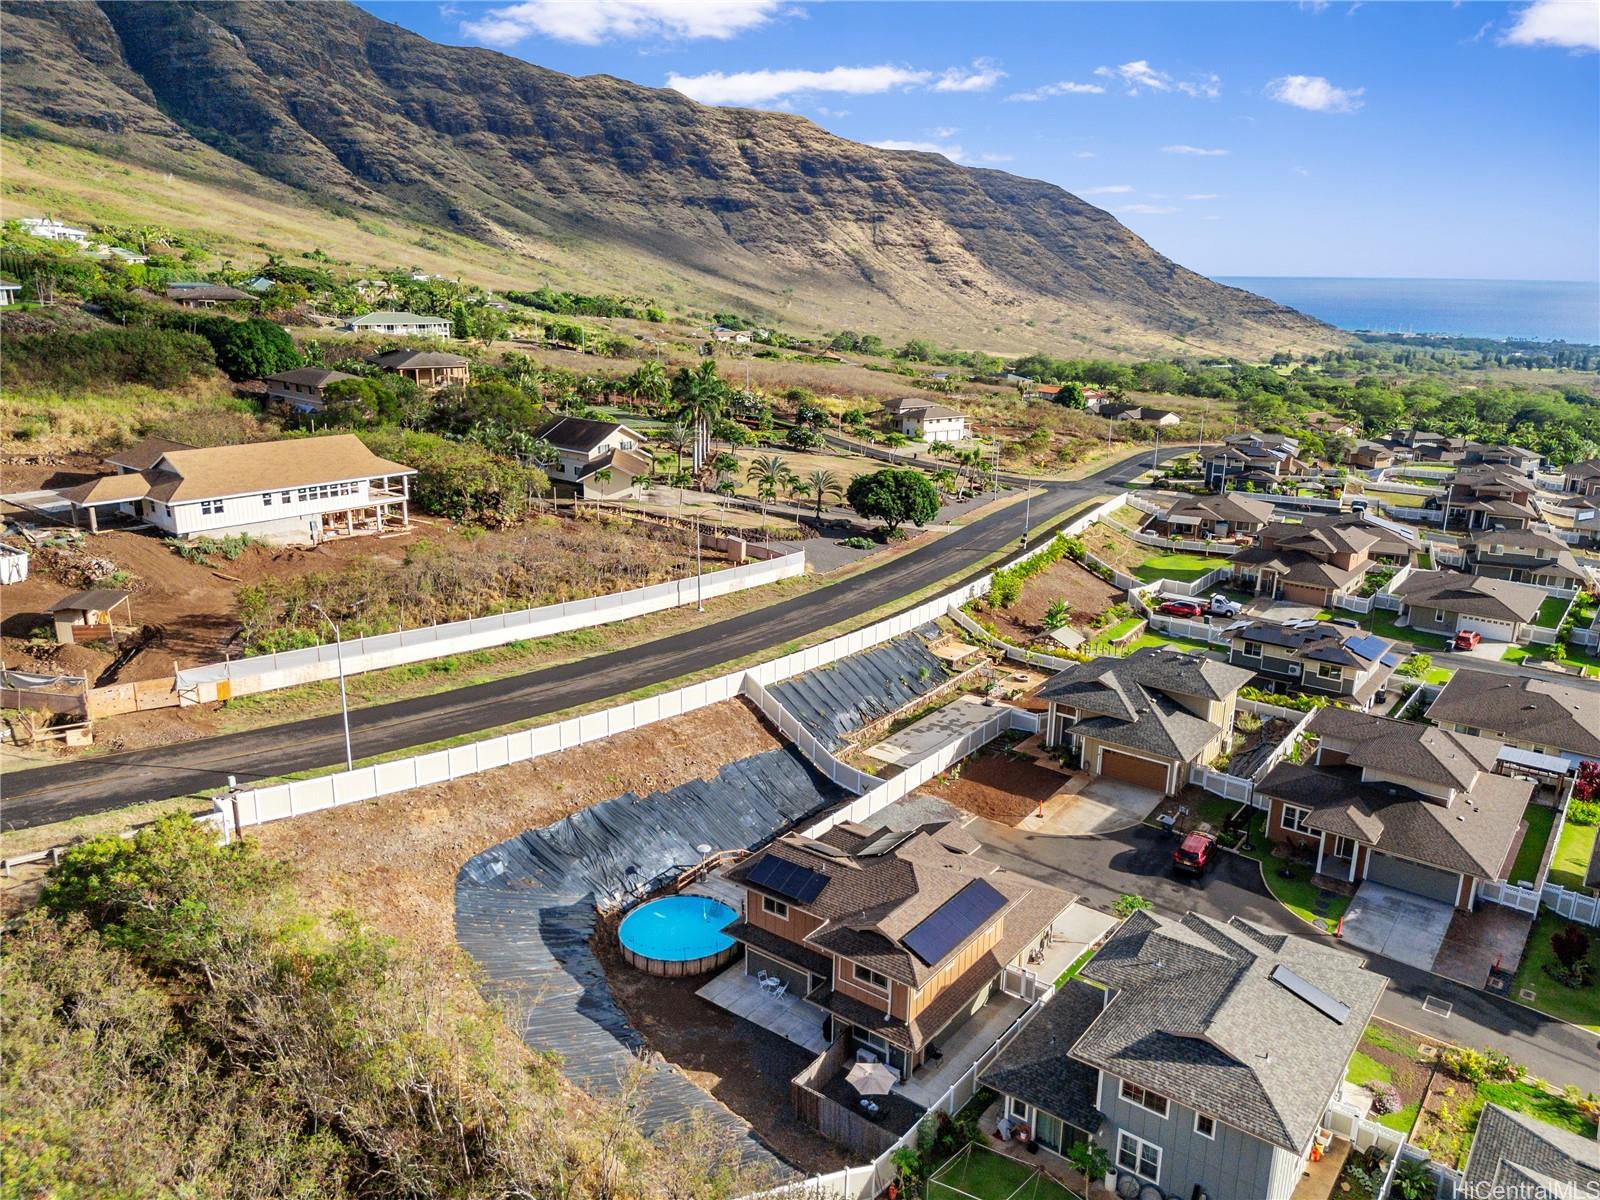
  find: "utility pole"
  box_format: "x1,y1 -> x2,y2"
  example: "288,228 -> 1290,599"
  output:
306,603 -> 353,773
695,514 -> 705,612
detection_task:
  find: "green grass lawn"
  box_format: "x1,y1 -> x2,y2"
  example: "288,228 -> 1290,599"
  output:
1536,596 -> 1574,629
1508,804 -> 1559,885
1103,615 -> 1143,640
1346,1051 -> 1422,1134
1547,818 -> 1598,891
930,1145 -> 1077,1200
1502,642 -> 1600,679
1359,609 -> 1450,650
1238,813 -> 1352,932
1509,912 -> 1600,1031
1128,632 -> 1215,654
1133,551 -> 1227,583
1054,946 -> 1099,989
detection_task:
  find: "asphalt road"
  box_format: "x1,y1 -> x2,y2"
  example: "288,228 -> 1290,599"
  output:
1,446 -> 1182,830
975,821 -> 1599,1091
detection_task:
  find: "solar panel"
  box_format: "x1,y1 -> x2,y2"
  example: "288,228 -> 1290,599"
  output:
1270,963 -> 1350,1024
1347,634 -> 1389,662
746,854 -> 828,905
857,828 -> 914,858
902,879 -> 1008,966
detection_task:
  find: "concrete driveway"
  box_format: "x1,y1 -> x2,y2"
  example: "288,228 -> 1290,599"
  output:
1016,776 -> 1163,836
1339,882 -> 1455,970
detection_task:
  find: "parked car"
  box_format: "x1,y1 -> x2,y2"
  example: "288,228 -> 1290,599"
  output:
1172,830 -> 1217,876
1452,629 -> 1483,651
1205,594 -> 1242,617
1158,600 -> 1203,618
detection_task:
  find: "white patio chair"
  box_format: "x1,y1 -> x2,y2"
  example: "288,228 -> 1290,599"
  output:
755,969 -> 772,987
769,980 -> 789,1000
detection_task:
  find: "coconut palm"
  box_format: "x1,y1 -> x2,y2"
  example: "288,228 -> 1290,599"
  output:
664,422 -> 694,475
673,359 -> 726,475
805,468 -> 843,520
627,359 -> 671,415
746,453 -> 789,516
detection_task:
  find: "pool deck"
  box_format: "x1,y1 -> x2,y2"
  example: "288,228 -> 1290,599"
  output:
696,963 -> 831,1054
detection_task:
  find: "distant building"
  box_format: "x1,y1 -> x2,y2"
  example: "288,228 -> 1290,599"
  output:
166,283 -> 255,307
1229,519 -> 1381,607
262,367 -> 360,414
1461,527 -> 1592,590
345,310 -> 452,337
1347,440 -> 1396,471
1561,458 -> 1600,499
531,415 -> 653,499
17,216 -> 88,245
1145,492 -> 1274,541
0,277 -> 21,307
1203,433 -> 1302,490
364,348 -> 470,389
888,399 -> 967,444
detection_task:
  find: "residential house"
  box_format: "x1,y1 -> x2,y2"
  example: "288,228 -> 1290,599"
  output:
1308,511 -> 1419,565
1425,669 -> 1600,769
18,217 -> 89,244
1560,458 -> 1600,499
1393,570 -> 1546,643
1347,440 -> 1397,471
1440,463 -> 1541,532
1081,388 -> 1112,409
166,283 -> 254,307
1025,383 -> 1063,402
1202,433 -> 1302,491
364,348 -> 470,389
710,325 -> 751,344
1462,1104 -> 1600,1198
531,415 -> 653,499
1145,492 -> 1275,541
1138,407 -> 1181,428
725,819 -> 1074,1081
1388,429 -> 1467,463
982,911 -> 1385,1200
1306,412 -> 1359,438
60,434 -> 414,543
892,400 -> 968,444
1097,402 -> 1144,421
0,277 -> 21,307
345,311 -> 453,337
1257,708 -> 1532,907
1226,620 -> 1397,707
1228,519 -> 1380,607
1461,527 -> 1592,590
1463,442 -> 1542,477
262,367 -> 359,414
1039,648 -> 1254,794
1096,404 -> 1178,427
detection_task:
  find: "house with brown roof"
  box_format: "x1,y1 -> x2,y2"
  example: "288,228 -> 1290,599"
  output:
1347,440 -> 1397,471
365,348 -> 470,389
166,282 -> 254,307
1144,492 -> 1275,541
1227,519 -> 1381,607
1461,527 -> 1592,590
262,367 -> 359,414
1038,648 -> 1254,794
1392,569 -> 1547,644
60,434 -> 415,544
1560,458 -> 1600,499
1440,464 -> 1541,532
1256,708 -> 1533,909
1226,620 -> 1397,707
1202,434 -> 1301,491
725,819 -> 1074,1081
1425,669 -> 1600,768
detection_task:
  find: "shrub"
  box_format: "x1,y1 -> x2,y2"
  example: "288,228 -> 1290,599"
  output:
784,425 -> 822,450
0,326 -> 216,390
844,535 -> 874,550
1365,1081 -> 1402,1116
1552,924 -> 1590,973
212,317 -> 301,381
1112,894 -> 1153,918
1568,797 -> 1600,826
356,428 -> 547,527
1397,653 -> 1432,679
1042,599 -> 1070,631
1437,1045 -> 1489,1084
1390,1158 -> 1435,1200
846,468 -> 939,536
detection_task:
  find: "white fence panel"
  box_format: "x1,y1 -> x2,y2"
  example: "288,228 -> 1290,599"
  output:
1126,528 -> 1242,556
1543,883 -> 1600,927
1477,881 -> 1541,914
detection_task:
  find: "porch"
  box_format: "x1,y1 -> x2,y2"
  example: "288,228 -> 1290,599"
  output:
893,991 -> 1029,1107
1289,1135 -> 1352,1200
696,963 -> 830,1054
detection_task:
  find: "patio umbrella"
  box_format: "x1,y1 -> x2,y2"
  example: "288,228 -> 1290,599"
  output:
845,1060 -> 897,1096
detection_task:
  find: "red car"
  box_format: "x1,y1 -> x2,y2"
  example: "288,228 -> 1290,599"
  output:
1453,629 -> 1483,651
1172,831 -> 1217,876
1158,600 -> 1203,618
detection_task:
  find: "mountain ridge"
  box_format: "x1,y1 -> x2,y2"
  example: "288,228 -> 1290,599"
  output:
0,0 -> 1337,357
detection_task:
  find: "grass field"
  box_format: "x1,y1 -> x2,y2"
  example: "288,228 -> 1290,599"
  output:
1500,642 -> 1600,678
1102,615 -> 1143,640
1508,804 -> 1558,885
1345,1050 -> 1421,1134
1358,609 -> 1450,650
930,1145 -> 1077,1200
1128,632 -> 1215,654
1547,817 -> 1598,891
1509,912 -> 1600,1031
1536,596 -> 1574,629
1132,551 -> 1226,583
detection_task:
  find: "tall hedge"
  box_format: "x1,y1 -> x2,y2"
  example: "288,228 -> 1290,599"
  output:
357,428 -> 548,527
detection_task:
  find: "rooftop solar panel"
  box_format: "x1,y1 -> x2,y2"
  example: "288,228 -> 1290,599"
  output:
1270,963 -> 1350,1024
746,854 -> 828,905
1347,634 -> 1389,662
857,828 -> 915,858
902,879 -> 1008,966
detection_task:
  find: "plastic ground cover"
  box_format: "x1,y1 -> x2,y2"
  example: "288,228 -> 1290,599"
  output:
455,743 -> 849,1172
770,625 -> 951,749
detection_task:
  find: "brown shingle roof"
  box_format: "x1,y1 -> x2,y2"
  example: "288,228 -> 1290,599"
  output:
104,435 -> 194,472
1424,669 -> 1600,760
1394,570 -> 1545,625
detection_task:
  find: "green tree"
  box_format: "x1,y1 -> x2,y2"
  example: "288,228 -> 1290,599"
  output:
672,359 -> 726,474
746,453 -> 789,513
213,318 -> 300,381
470,306 -> 507,345
1066,1140 -> 1110,1199
450,298 -> 471,340
845,468 -> 939,536
805,468 -> 843,520
627,358 -> 671,413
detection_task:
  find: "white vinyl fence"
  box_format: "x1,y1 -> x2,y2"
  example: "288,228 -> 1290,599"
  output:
180,551 -> 806,704
1125,527 -> 1243,556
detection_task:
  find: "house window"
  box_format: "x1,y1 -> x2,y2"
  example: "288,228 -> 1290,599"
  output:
262,493 -> 273,506
281,492 -> 291,504
1118,1080 -> 1169,1118
1317,663 -> 1342,679
1240,642 -> 1261,658
761,896 -> 789,920
1116,1131 -> 1161,1183
1281,804 -> 1313,836
1434,610 -> 1446,624
1194,1113 -> 1216,1140
852,963 -> 890,993
200,499 -> 224,516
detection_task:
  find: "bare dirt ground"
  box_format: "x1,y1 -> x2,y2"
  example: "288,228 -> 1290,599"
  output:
924,747 -> 1065,825
978,557 -> 1122,646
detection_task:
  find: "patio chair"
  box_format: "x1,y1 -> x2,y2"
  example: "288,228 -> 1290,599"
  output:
769,980 -> 788,1000
755,969 -> 773,988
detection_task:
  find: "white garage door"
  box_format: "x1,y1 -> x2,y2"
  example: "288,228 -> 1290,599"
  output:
1455,615 -> 1515,642
1366,853 -> 1461,905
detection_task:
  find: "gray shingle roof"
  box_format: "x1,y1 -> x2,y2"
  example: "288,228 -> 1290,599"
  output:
1308,707 -> 1503,790
1231,620 -> 1391,668
980,980 -> 1106,1135
1424,669 -> 1600,760
1072,911 -> 1384,1154
1395,570 -> 1545,624
1161,493 -> 1275,526
1463,1104 -> 1600,1196
532,414 -> 637,453
365,349 -> 469,369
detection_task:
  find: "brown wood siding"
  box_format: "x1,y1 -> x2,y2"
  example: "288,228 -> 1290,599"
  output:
744,888 -> 824,941
907,919 -> 1003,1020
833,957 -> 899,1017
1268,796 -> 1320,851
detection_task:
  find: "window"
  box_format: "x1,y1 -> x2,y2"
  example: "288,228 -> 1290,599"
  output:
200,499 -> 225,516
852,963 -> 890,992
1434,610 -> 1446,624
1118,1080 -> 1169,1118
281,491 -> 291,504
760,895 -> 789,920
262,492 -> 273,506
1317,663 -> 1342,679
1194,1113 -> 1216,1140
1116,1131 -> 1161,1183
1281,804 -> 1312,836
1239,642 -> 1261,658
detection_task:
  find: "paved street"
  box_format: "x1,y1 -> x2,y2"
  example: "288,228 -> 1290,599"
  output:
972,819 -> 1599,1092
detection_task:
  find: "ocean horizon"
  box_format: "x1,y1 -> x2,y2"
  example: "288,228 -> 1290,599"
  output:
1213,276 -> 1600,346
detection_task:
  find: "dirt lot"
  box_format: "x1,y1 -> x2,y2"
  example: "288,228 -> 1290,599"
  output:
976,556 -> 1122,646
924,746 -> 1066,824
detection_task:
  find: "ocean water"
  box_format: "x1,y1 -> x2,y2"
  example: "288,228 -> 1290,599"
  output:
1213,276 -> 1600,345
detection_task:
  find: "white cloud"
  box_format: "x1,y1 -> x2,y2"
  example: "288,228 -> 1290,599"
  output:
1094,60 -> 1220,98
668,64 -> 931,105
1502,0 -> 1600,50
1184,193 -> 1222,200
1292,165 -> 1312,176
462,0 -> 782,45
1077,185 -> 1135,195
932,126 -> 959,138
1163,144 -> 1230,156
1299,0 -> 1331,12
976,152 -> 1014,164
933,58 -> 1007,93
1004,80 -> 1105,102
871,139 -> 965,161
1117,203 -> 1179,215
1266,74 -> 1365,113
1201,214 -> 1223,221
1073,151 -> 1097,158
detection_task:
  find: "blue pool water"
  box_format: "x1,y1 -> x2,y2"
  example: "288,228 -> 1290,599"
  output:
618,895 -> 737,961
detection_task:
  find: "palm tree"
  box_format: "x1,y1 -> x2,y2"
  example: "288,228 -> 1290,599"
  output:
805,468 -> 843,520
746,453 -> 788,516
628,359 -> 671,415
673,359 -> 726,475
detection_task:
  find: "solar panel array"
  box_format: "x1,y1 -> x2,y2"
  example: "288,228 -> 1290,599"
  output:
902,878 -> 1008,966
746,854 -> 828,904
1270,963 -> 1350,1024
1346,634 -> 1389,662
857,828 -> 914,858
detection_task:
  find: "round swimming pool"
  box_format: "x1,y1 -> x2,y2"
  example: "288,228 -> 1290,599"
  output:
618,895 -> 739,977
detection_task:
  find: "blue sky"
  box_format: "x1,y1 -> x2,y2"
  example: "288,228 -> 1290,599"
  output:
355,0 -> 1599,281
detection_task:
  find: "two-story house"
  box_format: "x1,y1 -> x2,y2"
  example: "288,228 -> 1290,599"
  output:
1145,493 -> 1274,541
61,434 -> 415,543
1462,442 -> 1542,477
1228,520 -> 1380,607
1202,433 -> 1301,491
1560,458 -> 1600,499
1256,708 -> 1532,909
1440,464 -> 1541,532
1347,440 -> 1397,471
262,367 -> 358,414
1392,569 -> 1547,644
1425,669 -> 1600,769
888,399 -> 968,444
531,415 -> 654,499
1461,527 -> 1592,590
1311,512 -> 1419,565
345,310 -> 452,337
364,348 -> 470,390
725,819 -> 1073,1081
982,910 -> 1385,1200
1226,620 -> 1397,707
1038,648 -> 1253,794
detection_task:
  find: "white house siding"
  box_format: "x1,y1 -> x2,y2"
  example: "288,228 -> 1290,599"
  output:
1104,1077 -> 1284,1200
152,476 -> 408,542
908,416 -> 967,444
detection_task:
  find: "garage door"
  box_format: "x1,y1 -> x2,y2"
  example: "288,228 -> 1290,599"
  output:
1282,582 -> 1331,606
1366,853 -> 1461,904
1099,749 -> 1171,792
1456,615 -> 1515,643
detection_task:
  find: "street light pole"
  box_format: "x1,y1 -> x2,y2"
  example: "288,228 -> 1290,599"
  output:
695,514 -> 705,612
1021,486 -> 1032,548
307,603 -> 353,773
